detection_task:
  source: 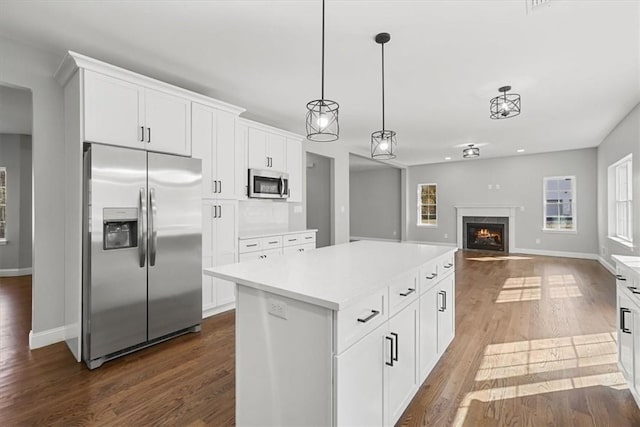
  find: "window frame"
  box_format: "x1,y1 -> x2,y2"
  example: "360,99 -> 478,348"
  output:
417,183 -> 438,227
608,154 -> 633,246
0,167 -> 6,243
542,175 -> 577,233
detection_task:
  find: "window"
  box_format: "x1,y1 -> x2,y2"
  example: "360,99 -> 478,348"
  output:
608,154 -> 633,245
417,183 -> 437,226
543,176 -> 576,231
0,167 -> 5,241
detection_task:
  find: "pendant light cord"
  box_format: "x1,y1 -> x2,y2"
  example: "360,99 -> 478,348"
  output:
321,0 -> 325,100
381,41 -> 385,131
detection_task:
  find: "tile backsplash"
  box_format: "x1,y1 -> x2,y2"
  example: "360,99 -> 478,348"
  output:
238,200 -> 289,235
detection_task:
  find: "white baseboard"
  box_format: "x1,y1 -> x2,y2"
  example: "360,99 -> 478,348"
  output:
29,326 -> 65,349
597,256 -> 616,275
0,267 -> 32,277
350,236 -> 401,243
203,302 -> 235,319
512,247 -> 598,260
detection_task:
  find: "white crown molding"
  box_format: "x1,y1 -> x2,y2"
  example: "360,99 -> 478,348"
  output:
54,51 -> 246,116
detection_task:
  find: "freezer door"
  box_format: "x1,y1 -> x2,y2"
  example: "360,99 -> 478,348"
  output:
85,144 -> 148,361
147,152 -> 202,340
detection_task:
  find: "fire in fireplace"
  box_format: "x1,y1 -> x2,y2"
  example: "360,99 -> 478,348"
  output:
467,223 -> 505,251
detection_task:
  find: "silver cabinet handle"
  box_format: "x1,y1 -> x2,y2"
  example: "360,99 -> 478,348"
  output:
218,180 -> 222,193
212,180 -> 217,194
218,205 -> 222,219
269,241 -> 279,244
621,308 -> 632,334
438,290 -> 446,312
385,335 -> 394,367
399,288 -> 415,297
280,176 -> 285,197
146,127 -> 151,143
246,243 -> 258,247
212,204 -> 218,219
139,126 -> 145,142
149,188 -> 157,266
138,187 -> 146,267
357,309 -> 380,323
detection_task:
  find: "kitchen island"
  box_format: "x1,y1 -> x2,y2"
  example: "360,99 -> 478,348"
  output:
204,240 -> 456,426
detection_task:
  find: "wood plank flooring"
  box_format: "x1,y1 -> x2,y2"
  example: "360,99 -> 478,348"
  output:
1,252 -> 639,425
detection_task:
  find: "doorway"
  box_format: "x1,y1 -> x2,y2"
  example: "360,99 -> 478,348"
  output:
306,152 -> 333,248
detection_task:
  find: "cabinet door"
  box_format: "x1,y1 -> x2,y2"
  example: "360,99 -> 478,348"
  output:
83,70 -> 144,149
239,251 -> 263,263
192,103 -> 215,196
634,309 -> 640,392
335,325 -> 385,427
268,133 -> 286,171
437,274 -> 455,354
215,111 -> 237,199
235,123 -> 249,199
286,138 -> 302,202
386,300 -> 419,426
619,292 -> 635,382
144,88 -> 191,156
213,201 -> 237,307
419,284 -> 439,382
262,248 -> 283,260
247,128 -> 268,169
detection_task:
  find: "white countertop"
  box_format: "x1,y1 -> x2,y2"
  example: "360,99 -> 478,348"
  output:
612,255 -> 640,273
239,229 -> 318,240
204,240 -> 455,310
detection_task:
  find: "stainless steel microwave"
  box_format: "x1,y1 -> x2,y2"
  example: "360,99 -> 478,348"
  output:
248,169 -> 289,199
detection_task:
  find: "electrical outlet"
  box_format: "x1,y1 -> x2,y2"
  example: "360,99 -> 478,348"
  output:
535,238 -> 541,244
393,231 -> 397,236
601,246 -> 607,256
268,298 -> 288,320
495,184 -> 501,190
520,206 -> 525,212
488,184 -> 493,190
444,233 -> 448,239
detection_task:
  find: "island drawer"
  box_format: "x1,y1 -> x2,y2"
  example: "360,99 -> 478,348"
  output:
389,270 -> 419,316
284,232 -> 315,247
261,236 -> 283,250
439,252 -> 455,276
335,288 -> 388,354
419,259 -> 440,295
239,238 -> 262,253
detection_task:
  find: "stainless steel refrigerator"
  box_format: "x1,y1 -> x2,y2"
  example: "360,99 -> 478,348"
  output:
82,143 -> 202,369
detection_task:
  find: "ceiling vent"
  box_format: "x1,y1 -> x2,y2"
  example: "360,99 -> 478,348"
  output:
526,0 -> 551,14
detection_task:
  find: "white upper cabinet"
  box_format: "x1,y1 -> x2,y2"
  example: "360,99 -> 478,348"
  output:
286,138 -> 303,203
83,70 -> 144,150
83,70 -> 191,156
268,133 -> 285,171
247,127 -> 286,171
143,88 -> 191,156
192,103 -> 236,199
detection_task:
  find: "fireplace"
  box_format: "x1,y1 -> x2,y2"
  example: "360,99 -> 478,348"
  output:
467,223 -> 505,251
462,216 -> 509,252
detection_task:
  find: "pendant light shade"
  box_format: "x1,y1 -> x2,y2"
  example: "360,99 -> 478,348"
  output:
490,85 -> 521,119
371,32 -> 396,160
306,0 -> 339,142
463,144 -> 480,158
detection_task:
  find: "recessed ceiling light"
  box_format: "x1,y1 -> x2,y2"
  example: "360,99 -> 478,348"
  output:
517,149 -> 525,153
445,156 -> 451,160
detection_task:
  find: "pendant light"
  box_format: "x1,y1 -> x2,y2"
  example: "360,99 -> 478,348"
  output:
463,144 -> 480,158
490,85 -> 521,119
371,32 -> 397,160
306,0 -> 339,142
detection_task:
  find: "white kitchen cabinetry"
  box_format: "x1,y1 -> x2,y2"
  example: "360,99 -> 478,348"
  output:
285,138 -> 303,202
612,255 -> 640,408
239,231 -> 316,261
83,70 -> 191,156
202,200 -> 238,316
437,274 -> 455,354
192,103 -> 237,199
247,127 -> 285,171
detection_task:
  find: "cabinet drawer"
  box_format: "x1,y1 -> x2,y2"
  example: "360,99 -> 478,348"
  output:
389,271 -> 419,317
239,238 -> 262,254
261,236 -> 283,250
439,252 -> 455,276
419,260 -> 440,295
336,289 -> 388,354
284,232 -> 315,247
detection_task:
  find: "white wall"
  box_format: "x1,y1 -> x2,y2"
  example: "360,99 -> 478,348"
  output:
307,152 -> 332,248
350,167 -> 401,241
304,141 -> 350,245
597,102 -> 640,269
0,36 -> 66,335
0,85 -> 32,134
407,148 -> 599,256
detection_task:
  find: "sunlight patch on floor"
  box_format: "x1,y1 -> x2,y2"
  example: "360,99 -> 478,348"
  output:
496,273 -> 583,303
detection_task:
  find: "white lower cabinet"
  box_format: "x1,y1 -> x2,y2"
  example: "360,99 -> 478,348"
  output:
437,274 -> 455,354
419,284 -> 439,382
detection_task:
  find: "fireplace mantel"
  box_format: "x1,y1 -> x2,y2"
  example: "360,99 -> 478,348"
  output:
455,205 -> 519,252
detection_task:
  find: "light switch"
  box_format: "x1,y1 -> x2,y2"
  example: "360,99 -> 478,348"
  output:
488,184 -> 493,190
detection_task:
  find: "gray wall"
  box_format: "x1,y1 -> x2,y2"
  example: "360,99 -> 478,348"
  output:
0,85 -> 32,134
350,167 -> 401,241
306,152 -> 332,248
407,148 -> 599,255
0,36 -> 66,334
0,134 -> 32,270
597,102 -> 640,267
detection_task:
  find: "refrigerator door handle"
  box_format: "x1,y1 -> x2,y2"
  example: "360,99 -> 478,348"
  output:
149,188 -> 158,266
138,187 -> 147,267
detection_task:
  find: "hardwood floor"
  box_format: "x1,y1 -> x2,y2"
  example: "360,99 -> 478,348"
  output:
1,252 -> 639,425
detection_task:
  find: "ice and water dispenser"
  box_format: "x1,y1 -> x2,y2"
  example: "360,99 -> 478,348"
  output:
103,208 -> 138,250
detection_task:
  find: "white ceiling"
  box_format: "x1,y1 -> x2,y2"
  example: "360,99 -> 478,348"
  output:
0,0 -> 638,165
